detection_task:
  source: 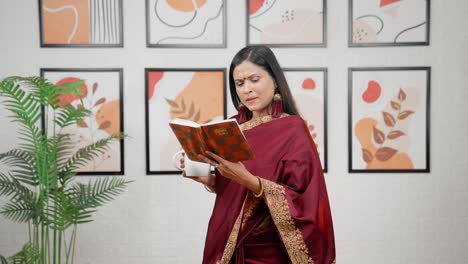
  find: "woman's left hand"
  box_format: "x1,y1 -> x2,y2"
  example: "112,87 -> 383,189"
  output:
198,151 -> 252,185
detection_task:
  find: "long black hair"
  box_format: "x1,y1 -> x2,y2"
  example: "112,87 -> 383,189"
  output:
229,45 -> 300,120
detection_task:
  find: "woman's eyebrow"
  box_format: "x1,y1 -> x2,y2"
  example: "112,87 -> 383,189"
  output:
235,73 -> 259,81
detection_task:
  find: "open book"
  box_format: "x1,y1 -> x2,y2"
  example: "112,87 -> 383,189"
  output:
169,118 -> 254,162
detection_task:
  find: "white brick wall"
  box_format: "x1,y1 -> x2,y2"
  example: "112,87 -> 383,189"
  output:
1,0 -> 467,263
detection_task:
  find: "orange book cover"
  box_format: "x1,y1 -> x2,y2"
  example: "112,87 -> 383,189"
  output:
169,118 -> 254,162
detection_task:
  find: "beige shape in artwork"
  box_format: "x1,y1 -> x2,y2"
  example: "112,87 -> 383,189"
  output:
168,72 -> 223,124
353,20 -> 378,43
260,8 -> 323,44
383,5 -> 401,17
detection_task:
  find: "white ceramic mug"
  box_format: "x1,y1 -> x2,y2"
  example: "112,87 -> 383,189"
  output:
172,150 -> 211,177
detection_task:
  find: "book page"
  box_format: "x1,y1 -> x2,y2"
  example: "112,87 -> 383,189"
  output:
201,118 -> 237,126
169,118 -> 200,127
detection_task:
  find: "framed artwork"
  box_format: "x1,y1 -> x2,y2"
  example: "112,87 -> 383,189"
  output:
349,0 -> 430,47
247,0 -> 326,47
145,68 -> 226,175
41,68 -> 124,175
283,68 -> 328,172
146,0 -> 226,48
348,67 -> 430,173
39,0 -> 124,47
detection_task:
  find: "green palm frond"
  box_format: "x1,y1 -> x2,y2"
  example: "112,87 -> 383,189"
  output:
59,134 -> 122,180
0,173 -> 34,200
0,149 -> 38,186
9,168 -> 38,187
3,76 -> 59,109
0,200 -> 35,223
0,81 -> 42,128
0,255 -> 7,264
54,104 -> 91,129
8,242 -> 38,264
45,191 -> 74,231
0,148 -> 35,166
72,177 -> 130,210
71,207 -> 96,225
52,134 -> 75,164
0,173 -> 36,223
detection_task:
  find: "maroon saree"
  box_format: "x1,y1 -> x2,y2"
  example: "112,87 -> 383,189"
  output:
202,115 -> 335,264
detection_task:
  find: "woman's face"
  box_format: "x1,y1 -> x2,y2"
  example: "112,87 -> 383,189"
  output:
233,60 -> 275,118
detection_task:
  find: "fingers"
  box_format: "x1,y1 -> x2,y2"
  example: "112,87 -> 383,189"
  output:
197,154 -> 218,167
205,151 -> 223,163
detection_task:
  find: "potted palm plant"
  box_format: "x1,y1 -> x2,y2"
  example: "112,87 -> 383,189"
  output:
0,76 -> 131,264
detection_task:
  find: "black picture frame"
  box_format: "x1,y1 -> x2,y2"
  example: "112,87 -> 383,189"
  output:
348,67 -> 431,173
246,0 -> 327,48
348,0 -> 430,47
40,68 -> 125,175
283,67 -> 328,172
145,0 -> 227,48
145,68 -> 227,175
38,0 -> 124,48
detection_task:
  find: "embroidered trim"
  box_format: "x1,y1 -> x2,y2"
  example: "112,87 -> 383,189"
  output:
240,113 -> 289,131
241,194 -> 261,230
216,194 -> 260,264
261,178 -> 314,264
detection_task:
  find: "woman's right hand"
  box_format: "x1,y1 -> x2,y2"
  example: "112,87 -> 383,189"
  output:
180,155 -> 216,192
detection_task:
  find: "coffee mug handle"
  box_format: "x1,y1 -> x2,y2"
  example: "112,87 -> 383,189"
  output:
172,150 -> 185,171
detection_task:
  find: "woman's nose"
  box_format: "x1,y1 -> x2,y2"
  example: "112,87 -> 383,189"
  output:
242,82 -> 253,93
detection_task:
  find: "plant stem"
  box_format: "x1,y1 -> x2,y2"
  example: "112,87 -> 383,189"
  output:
58,229 -> 62,264
28,220 -> 32,245
71,225 -> 77,264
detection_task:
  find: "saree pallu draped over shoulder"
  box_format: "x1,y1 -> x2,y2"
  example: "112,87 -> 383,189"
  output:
202,115 -> 335,264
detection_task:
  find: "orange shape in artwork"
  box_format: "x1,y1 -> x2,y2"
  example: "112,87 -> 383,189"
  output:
249,0 -> 265,15
380,0 -> 400,7
355,118 -> 414,169
96,100 -> 120,136
362,80 -> 381,103
148,72 -> 164,100
302,78 -> 316,90
56,77 -> 88,108
42,0 -> 90,44
166,0 -> 207,12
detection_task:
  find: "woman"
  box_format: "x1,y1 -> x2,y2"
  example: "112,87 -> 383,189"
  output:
182,45 -> 335,264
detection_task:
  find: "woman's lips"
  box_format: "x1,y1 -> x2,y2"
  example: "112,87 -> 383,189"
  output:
246,97 -> 258,102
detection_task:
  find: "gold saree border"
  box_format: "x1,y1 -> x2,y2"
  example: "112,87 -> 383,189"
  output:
261,178 -> 314,264
216,194 -> 261,264
240,113 -> 289,131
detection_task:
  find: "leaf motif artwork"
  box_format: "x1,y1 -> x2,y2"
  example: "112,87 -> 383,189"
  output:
42,69 -> 124,174
146,69 -> 225,174
350,67 -> 430,172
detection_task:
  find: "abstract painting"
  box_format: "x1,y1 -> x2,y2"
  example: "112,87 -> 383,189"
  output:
145,68 -> 226,174
247,0 -> 326,47
284,68 -> 328,172
41,68 -> 124,175
146,0 -> 226,47
349,0 -> 430,46
39,0 -> 123,47
348,67 -> 430,172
